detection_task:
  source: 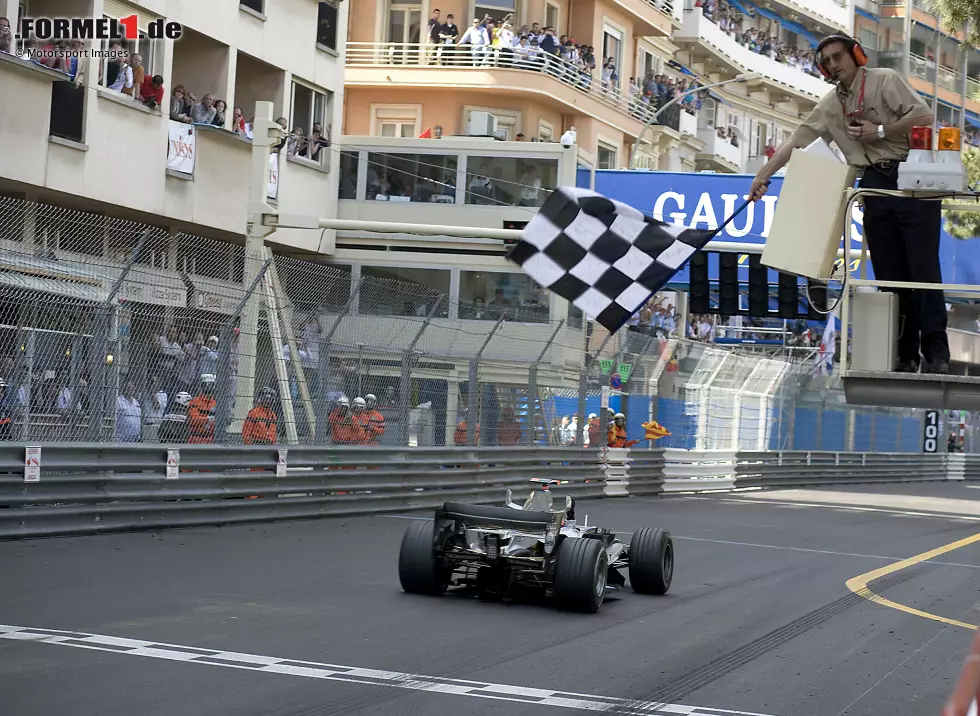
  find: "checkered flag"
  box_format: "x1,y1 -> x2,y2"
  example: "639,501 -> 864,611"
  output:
506,187 -> 724,333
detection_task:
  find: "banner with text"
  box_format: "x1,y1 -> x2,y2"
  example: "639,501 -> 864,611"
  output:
268,152 -> 279,200
167,121 -> 195,175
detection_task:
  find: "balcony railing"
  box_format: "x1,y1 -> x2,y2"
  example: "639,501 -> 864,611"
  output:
909,52 -> 963,93
697,127 -> 742,168
676,11 -> 833,100
967,77 -> 980,101
346,42 -> 690,134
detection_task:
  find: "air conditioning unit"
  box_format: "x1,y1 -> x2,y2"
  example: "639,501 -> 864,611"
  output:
468,111 -> 498,137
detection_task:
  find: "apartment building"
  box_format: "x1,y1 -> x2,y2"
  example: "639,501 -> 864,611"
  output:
0,0 -> 351,440
343,0 -> 849,174
853,0 -> 980,146
0,0 -> 348,247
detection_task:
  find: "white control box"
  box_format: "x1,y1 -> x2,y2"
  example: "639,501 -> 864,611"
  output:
851,290 -> 898,372
897,149 -> 967,192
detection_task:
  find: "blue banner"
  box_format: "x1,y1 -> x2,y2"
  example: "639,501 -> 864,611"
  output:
579,169 -> 980,290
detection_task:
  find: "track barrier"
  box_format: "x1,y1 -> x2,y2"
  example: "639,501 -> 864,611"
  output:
0,444 -> 971,538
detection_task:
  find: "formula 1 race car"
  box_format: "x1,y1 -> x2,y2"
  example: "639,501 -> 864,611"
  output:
398,478 -> 673,613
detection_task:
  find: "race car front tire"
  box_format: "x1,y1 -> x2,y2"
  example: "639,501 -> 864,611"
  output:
628,527 -> 673,595
398,520 -> 452,596
553,537 -> 608,613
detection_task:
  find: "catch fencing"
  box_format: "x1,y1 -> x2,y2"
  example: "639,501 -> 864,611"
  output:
0,444 -> 974,538
0,195 -> 973,454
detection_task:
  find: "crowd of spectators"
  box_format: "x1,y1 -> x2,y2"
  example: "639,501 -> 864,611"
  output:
424,9 -> 707,128
694,0 -> 823,79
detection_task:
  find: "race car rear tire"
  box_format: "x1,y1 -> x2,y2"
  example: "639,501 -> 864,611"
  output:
553,537 -> 608,613
628,527 -> 673,595
398,520 -> 452,596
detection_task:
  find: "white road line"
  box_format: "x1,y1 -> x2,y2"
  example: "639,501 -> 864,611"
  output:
700,496 -> 980,521
382,515 -> 980,569
0,625 -> 775,716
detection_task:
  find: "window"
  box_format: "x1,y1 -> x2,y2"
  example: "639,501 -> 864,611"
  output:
545,3 -> 559,29
464,155 -> 558,207
859,28 -> 879,51
372,104 -> 422,138
240,0 -> 264,14
283,262 -> 351,314
317,2 -> 339,50
602,24 -> 623,90
366,153 -> 458,202
475,0 -> 516,22
97,15 -> 159,92
380,122 -> 417,137
338,151 -> 359,199
359,266 -> 451,317
597,143 -> 618,170
289,81 -> 332,166
459,271 -> 549,323
539,121 -> 554,142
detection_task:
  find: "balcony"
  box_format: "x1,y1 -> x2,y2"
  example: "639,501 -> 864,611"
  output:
696,128 -> 742,172
345,43 -> 685,140
674,10 -> 833,102
611,0 -> 682,36
0,50 -> 333,251
773,0 -> 851,33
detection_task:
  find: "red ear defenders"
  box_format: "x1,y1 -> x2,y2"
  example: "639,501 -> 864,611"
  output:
815,34 -> 868,79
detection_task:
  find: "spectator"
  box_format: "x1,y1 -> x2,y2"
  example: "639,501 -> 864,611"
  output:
191,93 -> 217,124
127,53 -> 145,98
108,49 -> 133,94
115,380 -> 142,442
0,17 -> 11,54
140,74 -> 164,110
211,99 -> 227,127
170,85 -> 192,122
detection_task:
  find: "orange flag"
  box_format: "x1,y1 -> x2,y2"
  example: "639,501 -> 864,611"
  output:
643,419 -> 671,441
418,127 -> 433,138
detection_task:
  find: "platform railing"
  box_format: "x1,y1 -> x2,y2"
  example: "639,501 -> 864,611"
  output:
0,444 -> 972,539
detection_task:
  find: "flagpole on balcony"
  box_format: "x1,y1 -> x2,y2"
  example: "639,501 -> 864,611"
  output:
627,72 -> 761,170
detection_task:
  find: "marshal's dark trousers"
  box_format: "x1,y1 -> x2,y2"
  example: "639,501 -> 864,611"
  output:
858,164 -> 950,367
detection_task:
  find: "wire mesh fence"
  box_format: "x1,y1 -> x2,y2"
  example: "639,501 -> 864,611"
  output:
0,194 -> 974,451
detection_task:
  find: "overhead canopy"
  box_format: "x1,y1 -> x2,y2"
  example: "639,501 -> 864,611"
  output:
966,114 -> 980,130
726,0 -> 755,17
744,1 -> 820,48
855,7 -> 878,22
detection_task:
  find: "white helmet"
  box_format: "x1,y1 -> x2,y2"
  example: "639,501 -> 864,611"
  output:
336,396 -> 350,407
175,391 -> 192,407
365,393 -> 377,407
352,397 -> 366,410
200,373 -> 216,385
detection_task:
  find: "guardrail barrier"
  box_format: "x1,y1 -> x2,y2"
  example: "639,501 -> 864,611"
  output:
0,445 -> 971,538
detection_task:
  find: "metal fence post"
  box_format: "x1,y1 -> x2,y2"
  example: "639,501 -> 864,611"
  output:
576,367 -> 587,447
399,297 -> 443,445
468,311 -> 507,446
214,259 -> 274,442
315,278 -> 360,443
594,330 -> 617,444
527,319 -> 565,446
86,229 -> 153,441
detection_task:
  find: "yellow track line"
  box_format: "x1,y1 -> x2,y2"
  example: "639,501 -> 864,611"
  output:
845,532 -> 980,630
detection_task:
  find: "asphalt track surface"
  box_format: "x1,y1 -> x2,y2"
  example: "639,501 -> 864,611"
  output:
4,483 -> 980,716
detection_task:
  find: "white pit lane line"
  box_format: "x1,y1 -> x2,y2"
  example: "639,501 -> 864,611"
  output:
0,624 -> 775,716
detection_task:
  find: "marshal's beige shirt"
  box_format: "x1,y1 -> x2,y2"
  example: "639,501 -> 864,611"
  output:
789,67 -> 933,168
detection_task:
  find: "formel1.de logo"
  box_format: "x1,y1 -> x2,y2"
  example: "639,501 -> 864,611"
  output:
18,15 -> 182,41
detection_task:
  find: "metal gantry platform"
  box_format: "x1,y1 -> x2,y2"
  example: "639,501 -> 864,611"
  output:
837,187 -> 980,411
